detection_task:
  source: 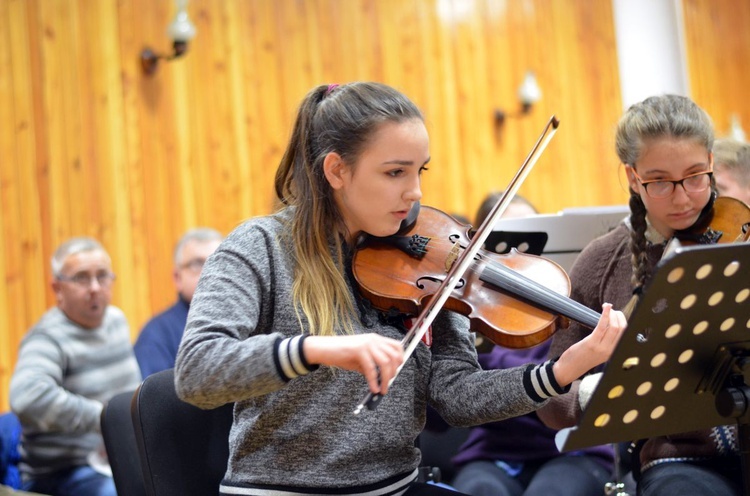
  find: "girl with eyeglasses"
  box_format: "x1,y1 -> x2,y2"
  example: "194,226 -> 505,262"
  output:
538,94 -> 741,496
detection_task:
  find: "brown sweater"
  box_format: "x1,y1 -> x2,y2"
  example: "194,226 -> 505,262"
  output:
537,222 -> 739,473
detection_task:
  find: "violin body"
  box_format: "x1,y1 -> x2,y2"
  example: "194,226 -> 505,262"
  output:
675,196 -> 750,245
708,196 -> 750,243
352,206 -> 577,349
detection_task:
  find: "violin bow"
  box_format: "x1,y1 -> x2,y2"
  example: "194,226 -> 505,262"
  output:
354,115 -> 560,414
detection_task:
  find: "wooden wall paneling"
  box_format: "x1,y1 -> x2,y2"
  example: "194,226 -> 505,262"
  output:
43,1 -> 86,239
414,0 -> 456,216
447,1 -> 482,217
132,0 -> 180,327
276,1 -> 321,101
516,0 -> 625,213
81,0 -> 142,330
245,0 -> 288,216
346,0 -> 385,81
7,0 -> 47,347
0,0 -> 19,412
488,0 -> 540,215
232,0 -> 272,218
26,0 -> 53,312
377,1 -> 417,89
534,1 -> 577,210
566,0 -> 624,206
116,0 -> 154,336
419,2 -> 463,216
192,1 -> 240,233
682,0 -> 750,139
171,42 -> 197,234
74,1 -> 100,242
312,0 -> 346,83
219,0 -> 253,223
473,0 -> 517,222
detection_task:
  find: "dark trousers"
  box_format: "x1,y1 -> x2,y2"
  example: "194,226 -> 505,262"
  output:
638,460 -> 742,496
451,456 -> 611,496
405,482 -> 466,495
22,465 -> 116,496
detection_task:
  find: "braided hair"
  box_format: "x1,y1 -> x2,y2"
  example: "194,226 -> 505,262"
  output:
615,94 -> 714,293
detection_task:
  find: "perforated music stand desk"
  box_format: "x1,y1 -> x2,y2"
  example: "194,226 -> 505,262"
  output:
557,242 -> 750,491
483,230 -> 547,256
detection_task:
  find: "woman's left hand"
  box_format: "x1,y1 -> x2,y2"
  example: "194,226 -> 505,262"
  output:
552,303 -> 627,386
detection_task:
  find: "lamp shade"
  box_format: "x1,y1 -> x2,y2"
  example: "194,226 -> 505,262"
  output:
167,0 -> 196,42
518,71 -> 542,106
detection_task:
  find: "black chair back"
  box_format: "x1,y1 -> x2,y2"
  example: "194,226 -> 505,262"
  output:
131,368 -> 233,496
100,389 -> 147,496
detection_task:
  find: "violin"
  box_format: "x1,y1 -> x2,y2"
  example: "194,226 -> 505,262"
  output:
352,206 -> 601,349
675,195 -> 750,245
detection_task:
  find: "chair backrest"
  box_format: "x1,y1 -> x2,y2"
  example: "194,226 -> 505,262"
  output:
131,368 -> 233,496
100,390 -> 147,496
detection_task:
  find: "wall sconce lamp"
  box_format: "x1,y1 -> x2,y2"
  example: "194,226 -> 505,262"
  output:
494,71 -> 542,128
730,114 -> 747,142
141,0 -> 197,76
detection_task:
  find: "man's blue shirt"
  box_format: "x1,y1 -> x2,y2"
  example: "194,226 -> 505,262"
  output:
134,296 -> 189,378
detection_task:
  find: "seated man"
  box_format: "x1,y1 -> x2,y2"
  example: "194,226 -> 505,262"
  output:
134,228 -> 222,378
10,237 -> 141,496
713,137 -> 750,205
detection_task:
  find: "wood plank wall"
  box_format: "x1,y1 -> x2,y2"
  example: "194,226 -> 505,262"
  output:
682,0 -> 750,139
0,0 -> 747,411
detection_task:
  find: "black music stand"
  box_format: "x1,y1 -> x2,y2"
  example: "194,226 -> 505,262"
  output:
556,242 -> 750,494
483,230 -> 547,256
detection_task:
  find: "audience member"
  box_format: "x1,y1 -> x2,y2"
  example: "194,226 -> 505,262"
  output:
447,193 -> 615,496
134,228 -> 223,378
474,191 -> 538,226
712,137 -> 750,205
9,237 -> 141,496
538,94 -> 742,496
172,81 -> 626,496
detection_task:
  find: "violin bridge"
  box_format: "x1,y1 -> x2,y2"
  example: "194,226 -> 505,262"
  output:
445,242 -> 460,272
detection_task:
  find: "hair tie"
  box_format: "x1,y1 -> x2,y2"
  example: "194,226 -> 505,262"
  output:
325,83 -> 339,96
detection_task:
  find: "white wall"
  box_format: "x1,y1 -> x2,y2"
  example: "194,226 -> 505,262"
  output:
612,0 -> 690,111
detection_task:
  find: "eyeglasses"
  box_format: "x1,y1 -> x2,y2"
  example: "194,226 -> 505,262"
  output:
179,258 -> 206,273
57,272 -> 116,288
629,166 -> 713,199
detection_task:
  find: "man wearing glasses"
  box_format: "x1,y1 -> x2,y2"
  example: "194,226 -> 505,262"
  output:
713,138 -> 750,206
134,228 -> 223,378
9,237 -> 141,496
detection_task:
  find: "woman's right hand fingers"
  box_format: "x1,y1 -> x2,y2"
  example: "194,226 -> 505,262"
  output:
303,334 -> 404,394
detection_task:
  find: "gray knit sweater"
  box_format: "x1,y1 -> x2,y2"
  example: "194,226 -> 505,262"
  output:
175,207 -> 565,495
10,306 -> 141,478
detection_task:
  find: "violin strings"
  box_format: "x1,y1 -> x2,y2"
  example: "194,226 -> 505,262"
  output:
393,236 -> 600,329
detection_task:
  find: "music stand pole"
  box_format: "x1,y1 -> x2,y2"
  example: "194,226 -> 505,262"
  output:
715,358 -> 750,496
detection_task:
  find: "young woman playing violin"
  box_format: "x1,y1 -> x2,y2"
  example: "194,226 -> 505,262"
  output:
539,94 -> 742,496
174,81 -> 626,496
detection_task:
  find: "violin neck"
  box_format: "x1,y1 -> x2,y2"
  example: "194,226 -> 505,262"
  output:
479,262 -> 600,329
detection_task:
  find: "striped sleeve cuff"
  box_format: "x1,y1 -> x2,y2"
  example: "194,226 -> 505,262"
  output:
273,335 -> 319,381
523,358 -> 570,402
